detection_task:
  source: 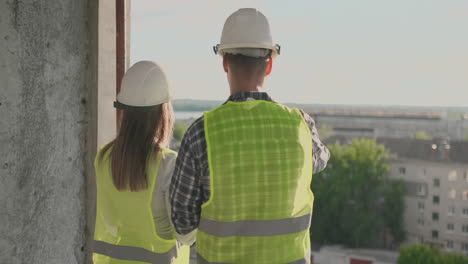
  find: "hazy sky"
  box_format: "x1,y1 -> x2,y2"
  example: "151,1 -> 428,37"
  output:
131,0 -> 468,107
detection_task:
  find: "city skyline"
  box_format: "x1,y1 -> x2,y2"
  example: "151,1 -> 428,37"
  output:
131,0 -> 468,107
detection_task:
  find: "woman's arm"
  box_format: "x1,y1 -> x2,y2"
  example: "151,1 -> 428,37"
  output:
153,151 -> 196,245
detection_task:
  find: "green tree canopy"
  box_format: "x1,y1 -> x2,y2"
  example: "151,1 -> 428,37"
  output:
382,179 -> 406,246
311,138 -> 406,248
398,244 -> 468,264
398,244 -> 439,264
441,253 -> 468,264
413,131 -> 432,140
172,120 -> 190,150
173,120 -> 189,142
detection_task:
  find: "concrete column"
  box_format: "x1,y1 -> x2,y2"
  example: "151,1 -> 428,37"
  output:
84,0 -> 118,263
0,0 -> 97,263
98,0 -> 117,148
125,0 -> 131,70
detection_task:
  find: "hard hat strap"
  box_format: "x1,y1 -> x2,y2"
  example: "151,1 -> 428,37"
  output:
275,44 -> 281,55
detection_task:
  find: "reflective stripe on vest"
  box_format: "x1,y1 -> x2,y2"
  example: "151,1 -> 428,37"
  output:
94,240 -> 177,264
199,213 -> 312,237
197,252 -> 311,264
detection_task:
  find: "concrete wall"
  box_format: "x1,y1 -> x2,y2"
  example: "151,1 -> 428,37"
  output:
0,1 -> 96,263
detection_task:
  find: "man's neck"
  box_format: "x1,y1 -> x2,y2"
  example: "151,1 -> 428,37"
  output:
229,84 -> 263,95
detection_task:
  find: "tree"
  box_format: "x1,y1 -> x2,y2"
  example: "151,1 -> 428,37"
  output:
440,253 -> 468,264
413,131 -> 432,140
311,138 -> 405,248
398,244 -> 438,264
398,244 -> 468,264
382,179 -> 406,247
172,120 -> 189,149
173,121 -> 188,142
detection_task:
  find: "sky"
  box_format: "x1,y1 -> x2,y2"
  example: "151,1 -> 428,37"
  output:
131,0 -> 468,107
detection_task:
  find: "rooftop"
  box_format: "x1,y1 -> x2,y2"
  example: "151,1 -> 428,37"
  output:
306,109 -> 444,120
314,245 -> 399,263
326,136 -> 468,164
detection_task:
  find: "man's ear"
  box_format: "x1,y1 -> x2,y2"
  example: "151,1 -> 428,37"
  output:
265,58 -> 273,76
223,55 -> 228,73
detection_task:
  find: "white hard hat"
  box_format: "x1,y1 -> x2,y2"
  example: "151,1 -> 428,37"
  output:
114,61 -> 172,111
214,8 -> 281,58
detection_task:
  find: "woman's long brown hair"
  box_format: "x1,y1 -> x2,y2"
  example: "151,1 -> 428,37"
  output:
98,102 -> 174,191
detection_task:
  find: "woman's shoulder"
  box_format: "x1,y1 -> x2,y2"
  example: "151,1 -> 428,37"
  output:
148,148 -> 177,172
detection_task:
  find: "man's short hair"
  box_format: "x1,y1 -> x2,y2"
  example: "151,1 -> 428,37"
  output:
226,53 -> 270,76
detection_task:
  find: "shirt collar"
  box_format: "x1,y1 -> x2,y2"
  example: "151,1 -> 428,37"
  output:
227,91 -> 274,102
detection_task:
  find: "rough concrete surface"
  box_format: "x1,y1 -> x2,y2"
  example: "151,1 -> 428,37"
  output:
0,1 -> 90,263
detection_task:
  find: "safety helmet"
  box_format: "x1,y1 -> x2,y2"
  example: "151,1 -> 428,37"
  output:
114,61 -> 172,111
213,8 -> 281,58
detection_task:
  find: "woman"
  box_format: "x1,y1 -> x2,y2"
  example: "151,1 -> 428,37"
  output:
92,61 -> 190,264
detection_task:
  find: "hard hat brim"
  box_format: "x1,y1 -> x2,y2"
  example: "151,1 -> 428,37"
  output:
114,101 -> 164,112
215,43 -> 280,57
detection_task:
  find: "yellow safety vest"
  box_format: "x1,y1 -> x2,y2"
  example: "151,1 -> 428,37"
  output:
197,100 -> 314,264
93,147 -> 189,264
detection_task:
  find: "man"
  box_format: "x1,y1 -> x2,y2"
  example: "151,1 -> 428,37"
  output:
170,8 -> 330,264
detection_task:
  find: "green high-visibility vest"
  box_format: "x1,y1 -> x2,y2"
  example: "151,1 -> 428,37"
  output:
93,147 -> 190,264
197,100 -> 314,264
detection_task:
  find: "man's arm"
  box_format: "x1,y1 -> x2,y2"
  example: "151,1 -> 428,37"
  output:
300,110 -> 330,173
169,123 -> 204,235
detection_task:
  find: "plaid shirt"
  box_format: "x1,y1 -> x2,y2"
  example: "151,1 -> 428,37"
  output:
170,91 -> 330,235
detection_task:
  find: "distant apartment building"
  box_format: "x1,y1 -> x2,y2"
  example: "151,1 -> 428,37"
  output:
328,136 -> 468,256
307,108 -> 467,140
377,138 -> 468,256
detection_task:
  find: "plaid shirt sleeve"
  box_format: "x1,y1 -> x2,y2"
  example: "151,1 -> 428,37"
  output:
169,117 -> 208,235
300,110 -> 331,174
